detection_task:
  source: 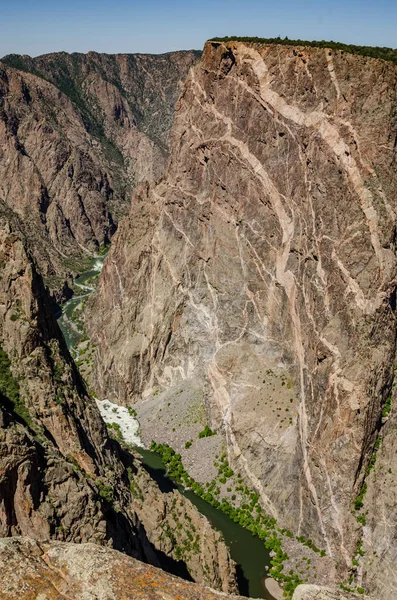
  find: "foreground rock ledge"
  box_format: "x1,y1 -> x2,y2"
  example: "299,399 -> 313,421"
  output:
0,537 -> 241,600
0,537 -> 377,600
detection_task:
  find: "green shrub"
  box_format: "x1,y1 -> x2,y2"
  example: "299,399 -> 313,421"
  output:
52,361 -> 64,383
0,344 -> 32,427
106,422 -> 123,442
98,244 -> 109,256
356,514 -> 366,526
295,535 -> 323,554
66,454 -> 81,472
97,479 -> 114,503
382,396 -> 392,418
354,483 -> 367,511
357,540 -> 365,557
185,440 -> 192,449
198,425 -> 216,438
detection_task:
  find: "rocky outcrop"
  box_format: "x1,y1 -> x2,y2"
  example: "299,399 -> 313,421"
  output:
0,536 -> 241,600
87,39 -> 397,595
0,50 -> 199,294
292,585 -> 373,600
0,202 -> 236,591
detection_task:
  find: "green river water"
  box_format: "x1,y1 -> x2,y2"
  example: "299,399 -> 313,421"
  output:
56,257 -> 275,600
56,258 -> 105,351
137,448 -> 274,599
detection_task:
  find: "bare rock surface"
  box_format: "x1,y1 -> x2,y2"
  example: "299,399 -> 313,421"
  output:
358,394 -> 397,599
87,40 -> 397,596
0,50 -> 200,294
0,536 -> 241,600
292,584 -> 373,599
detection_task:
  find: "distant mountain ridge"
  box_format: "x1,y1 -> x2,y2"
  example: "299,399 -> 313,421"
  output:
1,50 -> 202,153
0,49 -> 200,297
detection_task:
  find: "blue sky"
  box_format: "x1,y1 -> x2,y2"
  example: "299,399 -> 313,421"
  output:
0,0 -> 396,57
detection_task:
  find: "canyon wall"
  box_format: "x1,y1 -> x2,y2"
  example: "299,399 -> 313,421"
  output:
0,50 -> 199,295
0,200 -> 146,554
87,40 -> 397,596
0,201 -> 236,591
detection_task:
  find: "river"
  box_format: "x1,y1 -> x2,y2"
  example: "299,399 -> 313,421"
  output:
56,257 -> 106,352
137,447 -> 276,599
56,256 -> 278,600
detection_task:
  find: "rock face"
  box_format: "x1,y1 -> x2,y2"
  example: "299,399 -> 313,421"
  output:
292,585 -> 373,600
359,400 -> 397,599
0,202 -> 236,591
0,50 -> 199,294
87,40 -> 397,595
0,201 -> 148,556
0,536 -> 240,600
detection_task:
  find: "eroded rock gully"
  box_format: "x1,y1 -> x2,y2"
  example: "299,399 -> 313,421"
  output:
87,41 -> 397,597
0,203 -> 236,593
0,50 -> 199,295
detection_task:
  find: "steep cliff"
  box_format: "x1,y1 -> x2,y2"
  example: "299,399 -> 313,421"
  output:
0,50 -> 199,295
0,201 -> 236,591
87,40 -> 397,596
0,200 -> 148,555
